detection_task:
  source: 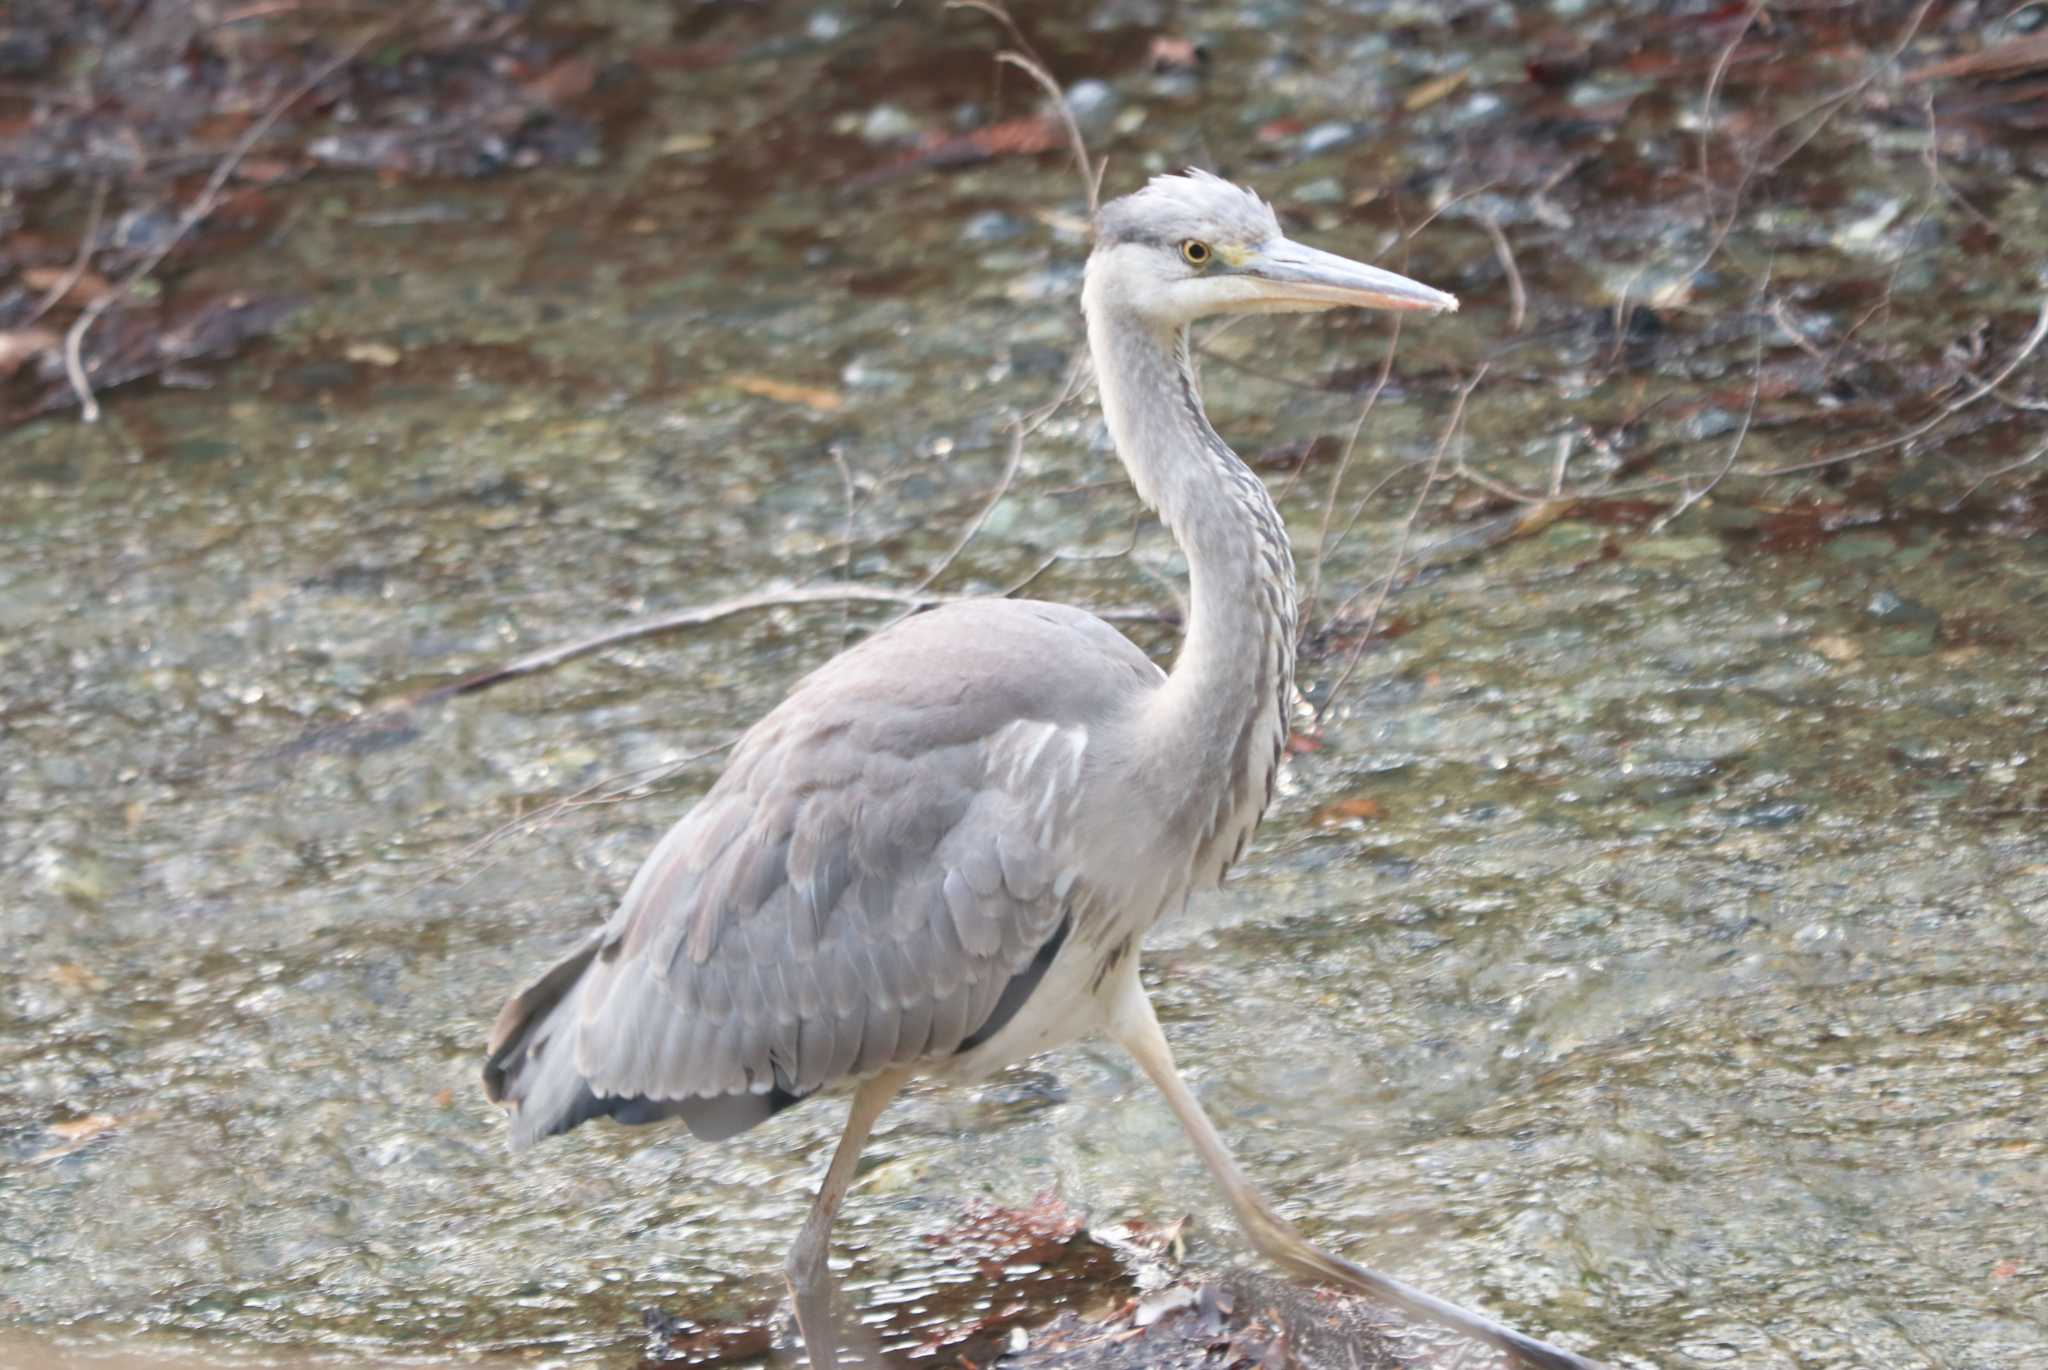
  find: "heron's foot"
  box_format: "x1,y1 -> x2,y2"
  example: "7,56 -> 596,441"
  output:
1240,1208 -> 1608,1370
787,1280 -> 840,1370
784,1239 -> 841,1370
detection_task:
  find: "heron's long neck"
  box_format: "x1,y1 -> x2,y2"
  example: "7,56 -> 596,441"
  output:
1089,310 -> 1298,878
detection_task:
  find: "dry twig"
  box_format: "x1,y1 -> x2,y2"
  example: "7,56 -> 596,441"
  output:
25,176 -> 109,329
947,0 -> 1101,214
65,19 -> 396,422
1742,295 -> 2048,478
1303,317 -> 1403,630
1479,214 -> 1524,334
1318,361 -> 1490,721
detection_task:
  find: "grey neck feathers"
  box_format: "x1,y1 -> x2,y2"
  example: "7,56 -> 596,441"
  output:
1088,309 -> 1299,866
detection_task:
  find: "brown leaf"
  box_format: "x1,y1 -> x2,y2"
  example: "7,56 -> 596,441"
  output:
1403,68 -> 1468,112
1148,36 -> 1202,72
345,341 -> 402,367
1511,498 -> 1575,539
31,1113 -> 124,1163
22,266 -> 109,306
0,327 -> 57,377
45,961 -> 107,991
1312,796 -> 1383,826
524,55 -> 597,105
233,155 -> 297,185
727,373 -> 843,411
49,1114 -> 117,1140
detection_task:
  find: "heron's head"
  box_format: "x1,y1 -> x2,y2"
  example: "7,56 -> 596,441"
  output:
1085,170 -> 1457,329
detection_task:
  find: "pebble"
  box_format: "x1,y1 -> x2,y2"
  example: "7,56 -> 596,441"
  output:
1631,535 -> 1721,562
1866,588 -> 1937,625
1823,532 -> 1894,563
1063,79 -> 1118,127
1300,121 -> 1360,155
860,104 -> 921,144
961,210 -> 1027,244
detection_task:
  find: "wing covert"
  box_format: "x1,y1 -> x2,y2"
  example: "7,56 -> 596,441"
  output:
564,708 -> 1090,1106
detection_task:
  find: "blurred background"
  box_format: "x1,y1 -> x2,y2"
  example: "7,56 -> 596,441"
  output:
2,1 -> 2045,1367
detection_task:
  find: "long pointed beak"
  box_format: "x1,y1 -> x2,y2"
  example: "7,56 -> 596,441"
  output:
1238,237 -> 1458,313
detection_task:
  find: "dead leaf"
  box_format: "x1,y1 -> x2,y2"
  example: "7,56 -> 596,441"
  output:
50,1114 -> 115,1140
1512,498 -> 1575,538
23,266 -> 109,305
0,327 -> 57,377
1403,69 -> 1469,112
1148,36 -> 1202,72
45,962 -> 107,992
345,341 -> 402,367
523,55 -> 597,105
31,1113 -> 123,1163
1133,1285 -> 1198,1328
727,374 -> 843,411
233,156 -> 296,185
1312,796 -> 1384,826
1992,1258 -> 2021,1279
1812,633 -> 1861,663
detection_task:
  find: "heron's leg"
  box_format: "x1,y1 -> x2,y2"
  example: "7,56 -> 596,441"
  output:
1103,967 -> 1606,1370
785,1066 -> 911,1370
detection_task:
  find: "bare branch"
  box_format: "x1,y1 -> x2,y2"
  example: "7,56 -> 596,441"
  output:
1318,362 -> 1490,721
65,19 -> 397,422
1742,295 -> 2048,478
25,175 -> 108,328
1304,316 -> 1402,629
1651,324 -> 1764,533
1479,214 -> 1524,334
946,1 -> 1099,215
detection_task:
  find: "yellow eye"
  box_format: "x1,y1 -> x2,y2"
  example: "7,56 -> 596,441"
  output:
1180,239 -> 1212,267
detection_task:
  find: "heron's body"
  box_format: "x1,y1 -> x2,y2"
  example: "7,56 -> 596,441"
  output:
484,173 -> 1603,1370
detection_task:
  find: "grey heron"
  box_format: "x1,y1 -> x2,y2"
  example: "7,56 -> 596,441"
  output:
483,171 -> 1604,1370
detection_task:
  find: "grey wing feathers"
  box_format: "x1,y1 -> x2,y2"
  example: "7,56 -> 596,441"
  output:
483,600 -> 1154,1150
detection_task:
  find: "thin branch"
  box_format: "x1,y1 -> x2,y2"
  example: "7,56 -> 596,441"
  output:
1698,0 -> 1769,187
1756,0 -> 1938,177
65,19 -> 395,422
396,742 -> 738,899
408,586 -> 960,705
1942,437 -> 2048,511
408,580 -> 1170,708
25,175 -> 109,328
947,1 -> 1099,215
1318,361 -> 1490,721
897,426 -> 1026,602
891,348 -> 1090,619
994,51 -> 1099,217
1651,320 -> 1765,533
1303,316 -> 1402,629
1479,214 -> 1524,334
1741,294 -> 2048,477
1547,429 -> 1575,499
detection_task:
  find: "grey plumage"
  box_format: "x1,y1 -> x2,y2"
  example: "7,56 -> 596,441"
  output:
483,601 -> 1155,1145
484,173 -> 1603,1370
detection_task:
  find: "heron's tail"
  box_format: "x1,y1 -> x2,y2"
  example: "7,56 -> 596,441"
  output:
481,931 -> 614,1150
481,932 -> 807,1149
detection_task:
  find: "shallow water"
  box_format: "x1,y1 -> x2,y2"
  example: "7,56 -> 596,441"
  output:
5,2 -> 2046,1368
